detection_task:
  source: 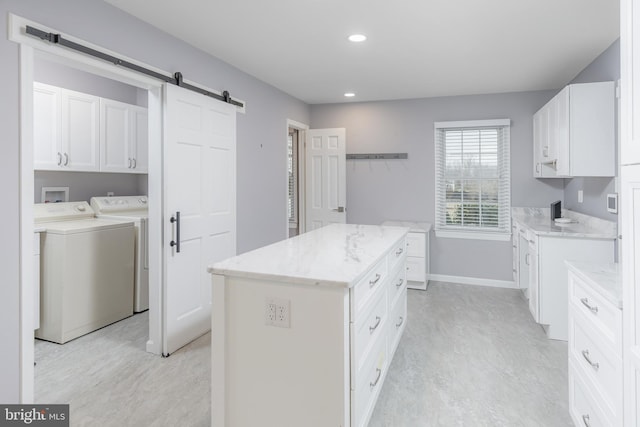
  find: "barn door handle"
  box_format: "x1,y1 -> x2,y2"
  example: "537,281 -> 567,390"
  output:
170,211 -> 181,253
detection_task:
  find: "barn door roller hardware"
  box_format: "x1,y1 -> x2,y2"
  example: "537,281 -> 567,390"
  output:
25,25 -> 244,109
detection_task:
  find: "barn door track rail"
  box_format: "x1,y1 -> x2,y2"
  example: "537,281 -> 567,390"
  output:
26,25 -> 244,108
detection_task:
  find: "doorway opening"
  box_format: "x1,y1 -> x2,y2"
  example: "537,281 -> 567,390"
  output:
288,128 -> 299,237
286,120 -> 309,238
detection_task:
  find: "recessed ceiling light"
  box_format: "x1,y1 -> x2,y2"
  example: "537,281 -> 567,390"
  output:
344,92 -> 356,97
348,34 -> 367,43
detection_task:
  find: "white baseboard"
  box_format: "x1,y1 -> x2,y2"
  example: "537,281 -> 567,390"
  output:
428,274 -> 517,289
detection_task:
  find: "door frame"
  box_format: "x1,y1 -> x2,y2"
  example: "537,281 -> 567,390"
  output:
286,119 -> 309,236
10,13 -> 240,403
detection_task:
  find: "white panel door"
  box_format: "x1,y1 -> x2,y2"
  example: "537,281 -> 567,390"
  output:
163,84 -> 236,355
305,128 -> 346,231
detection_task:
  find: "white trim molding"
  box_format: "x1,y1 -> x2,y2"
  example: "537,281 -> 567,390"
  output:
434,119 -> 511,129
429,274 -> 517,289
435,230 -> 511,241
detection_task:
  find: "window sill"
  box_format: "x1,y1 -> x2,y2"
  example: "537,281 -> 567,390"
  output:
435,229 -> 511,241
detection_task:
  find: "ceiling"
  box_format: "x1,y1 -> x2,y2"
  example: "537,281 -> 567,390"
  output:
104,0 -> 620,105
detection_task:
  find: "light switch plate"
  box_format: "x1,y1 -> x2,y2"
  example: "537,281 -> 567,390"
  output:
577,190 -> 583,203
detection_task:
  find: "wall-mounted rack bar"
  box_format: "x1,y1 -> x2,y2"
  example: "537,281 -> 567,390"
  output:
346,153 -> 408,160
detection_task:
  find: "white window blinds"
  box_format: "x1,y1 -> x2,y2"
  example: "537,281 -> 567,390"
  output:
434,119 -> 511,237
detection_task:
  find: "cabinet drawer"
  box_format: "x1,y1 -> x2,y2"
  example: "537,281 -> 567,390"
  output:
351,290 -> 388,378
406,232 -> 425,257
388,288 -> 407,357
351,257 -> 388,320
388,266 -> 407,311
569,309 -> 622,416
406,256 -> 424,282
569,274 -> 622,355
388,237 -> 407,274
569,362 -> 614,427
351,335 -> 387,427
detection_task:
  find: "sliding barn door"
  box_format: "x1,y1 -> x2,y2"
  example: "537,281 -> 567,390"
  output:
163,84 -> 236,355
305,128 -> 346,231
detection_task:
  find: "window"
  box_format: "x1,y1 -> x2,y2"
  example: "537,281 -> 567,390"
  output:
434,119 -> 511,240
288,130 -> 298,225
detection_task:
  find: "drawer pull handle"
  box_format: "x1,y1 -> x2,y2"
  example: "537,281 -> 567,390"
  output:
396,316 -> 404,328
582,414 -> 591,427
580,298 -> 598,314
581,350 -> 599,371
369,273 -> 381,288
396,248 -> 403,256
396,278 -> 404,288
369,316 -> 381,333
370,368 -> 382,390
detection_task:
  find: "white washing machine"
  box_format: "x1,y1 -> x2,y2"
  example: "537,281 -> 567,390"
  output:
91,196 -> 149,312
34,201 -> 135,344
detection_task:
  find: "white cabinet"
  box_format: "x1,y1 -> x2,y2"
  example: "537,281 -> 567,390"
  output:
34,82 -> 147,174
621,165 -> 640,427
210,225 -> 408,427
567,263 -> 622,426
100,99 -> 148,173
34,82 -> 100,172
381,221 -> 431,290
533,81 -> 615,177
621,2 -> 640,424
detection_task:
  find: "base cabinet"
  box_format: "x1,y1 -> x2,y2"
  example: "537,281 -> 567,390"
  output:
567,265 -> 622,426
211,230 -> 408,427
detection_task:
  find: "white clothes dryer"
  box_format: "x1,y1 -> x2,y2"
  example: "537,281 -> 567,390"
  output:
34,201 -> 135,344
91,196 -> 149,312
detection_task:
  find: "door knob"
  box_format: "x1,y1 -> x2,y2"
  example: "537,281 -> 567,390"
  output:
333,206 -> 345,213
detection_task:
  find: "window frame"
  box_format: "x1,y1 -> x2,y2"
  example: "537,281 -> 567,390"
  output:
434,119 -> 511,241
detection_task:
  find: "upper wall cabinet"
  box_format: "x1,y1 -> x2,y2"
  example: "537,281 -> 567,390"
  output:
100,99 -> 148,174
34,82 -> 147,174
34,83 -> 100,172
533,81 -> 615,178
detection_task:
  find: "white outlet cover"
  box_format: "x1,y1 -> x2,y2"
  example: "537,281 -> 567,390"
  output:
265,297 -> 290,328
578,190 -> 583,203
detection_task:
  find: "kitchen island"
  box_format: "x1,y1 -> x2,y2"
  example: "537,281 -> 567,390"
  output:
208,223 -> 409,427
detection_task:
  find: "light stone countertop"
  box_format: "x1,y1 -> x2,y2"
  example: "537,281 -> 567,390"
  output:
381,220 -> 432,233
565,261 -> 622,309
208,223 -> 409,288
34,227 -> 46,233
512,207 -> 616,239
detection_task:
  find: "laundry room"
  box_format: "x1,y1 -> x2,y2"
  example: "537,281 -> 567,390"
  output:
31,53 -> 152,397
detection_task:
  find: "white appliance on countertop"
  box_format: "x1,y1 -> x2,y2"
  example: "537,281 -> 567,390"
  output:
90,196 -> 149,312
34,201 -> 135,344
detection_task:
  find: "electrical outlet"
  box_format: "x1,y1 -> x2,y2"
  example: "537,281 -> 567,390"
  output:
265,301 -> 277,325
265,297 -> 290,328
107,191 -> 115,197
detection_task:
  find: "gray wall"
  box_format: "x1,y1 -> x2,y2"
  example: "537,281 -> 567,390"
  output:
564,39 -> 620,221
34,171 -> 145,203
310,90 -> 562,280
35,56 -> 145,106
0,0 -> 309,402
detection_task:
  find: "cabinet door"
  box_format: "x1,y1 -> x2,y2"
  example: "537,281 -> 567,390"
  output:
555,87 -> 570,176
33,83 -> 62,170
533,112 -> 542,177
130,106 -> 148,173
100,99 -> 131,173
61,89 -> 100,171
100,99 -> 131,172
528,243 -> 539,322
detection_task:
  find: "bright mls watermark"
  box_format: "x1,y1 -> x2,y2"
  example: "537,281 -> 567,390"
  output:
1,405 -> 68,426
